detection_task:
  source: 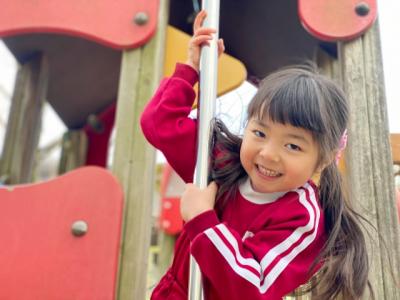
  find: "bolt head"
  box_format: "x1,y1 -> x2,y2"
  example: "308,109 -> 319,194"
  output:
134,12 -> 149,26
87,114 -> 104,133
71,220 -> 88,237
355,2 -> 370,16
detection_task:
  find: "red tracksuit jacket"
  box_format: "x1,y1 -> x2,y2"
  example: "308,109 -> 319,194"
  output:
140,63 -> 326,300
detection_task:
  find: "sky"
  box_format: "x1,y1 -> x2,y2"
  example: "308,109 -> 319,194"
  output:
0,1 -> 399,157
378,0 -> 400,132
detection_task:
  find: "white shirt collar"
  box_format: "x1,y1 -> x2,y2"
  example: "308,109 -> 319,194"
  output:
239,177 -> 286,205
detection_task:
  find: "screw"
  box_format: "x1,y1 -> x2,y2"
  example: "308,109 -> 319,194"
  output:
134,12 -> 149,26
87,114 -> 104,134
71,220 -> 88,237
355,2 -> 370,16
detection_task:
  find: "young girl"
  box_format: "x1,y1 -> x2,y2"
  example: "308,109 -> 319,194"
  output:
141,10 -> 370,300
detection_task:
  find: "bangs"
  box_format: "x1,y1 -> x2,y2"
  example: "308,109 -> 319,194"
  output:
248,71 -> 328,137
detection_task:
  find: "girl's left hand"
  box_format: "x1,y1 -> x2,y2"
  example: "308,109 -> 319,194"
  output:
181,181 -> 218,222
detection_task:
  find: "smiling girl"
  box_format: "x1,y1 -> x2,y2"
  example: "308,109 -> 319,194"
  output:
140,10 -> 370,300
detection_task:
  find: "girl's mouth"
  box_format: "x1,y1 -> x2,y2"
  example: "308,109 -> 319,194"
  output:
257,164 -> 282,177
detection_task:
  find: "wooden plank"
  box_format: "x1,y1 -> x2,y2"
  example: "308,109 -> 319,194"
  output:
111,1 -> 169,299
340,31 -> 385,300
0,53 -> 48,184
157,232 -> 175,278
340,20 -> 400,299
58,130 -> 88,174
316,47 -> 341,82
362,23 -> 400,297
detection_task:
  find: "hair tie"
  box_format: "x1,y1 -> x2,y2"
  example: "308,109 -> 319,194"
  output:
335,129 -> 348,165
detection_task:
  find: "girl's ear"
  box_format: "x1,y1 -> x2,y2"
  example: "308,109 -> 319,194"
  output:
316,151 -> 337,173
312,159 -> 331,184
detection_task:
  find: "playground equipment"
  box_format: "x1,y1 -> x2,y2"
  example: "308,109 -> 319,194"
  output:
0,167 -> 123,299
0,0 -> 399,299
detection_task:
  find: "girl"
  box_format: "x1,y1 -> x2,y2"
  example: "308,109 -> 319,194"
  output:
141,11 -> 370,300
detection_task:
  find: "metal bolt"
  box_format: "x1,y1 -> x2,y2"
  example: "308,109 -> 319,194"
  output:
87,114 -> 104,134
134,12 -> 149,26
71,220 -> 88,237
355,2 -> 370,16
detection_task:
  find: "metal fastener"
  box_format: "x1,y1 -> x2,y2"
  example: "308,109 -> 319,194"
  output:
71,220 -> 88,237
87,114 -> 104,134
134,12 -> 149,26
355,2 -> 370,16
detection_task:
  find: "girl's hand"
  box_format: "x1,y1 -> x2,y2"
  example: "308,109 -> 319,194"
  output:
185,10 -> 225,72
180,181 -> 218,222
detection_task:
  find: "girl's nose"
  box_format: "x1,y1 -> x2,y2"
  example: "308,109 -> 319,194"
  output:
259,143 -> 280,163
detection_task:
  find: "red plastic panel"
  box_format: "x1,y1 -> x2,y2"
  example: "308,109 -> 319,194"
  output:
0,167 -> 123,300
298,0 -> 377,41
159,164 -> 184,235
0,0 -> 158,49
160,197 -> 183,235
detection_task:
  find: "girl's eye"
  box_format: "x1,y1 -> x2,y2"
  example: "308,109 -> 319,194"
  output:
252,130 -> 265,138
286,143 -> 301,151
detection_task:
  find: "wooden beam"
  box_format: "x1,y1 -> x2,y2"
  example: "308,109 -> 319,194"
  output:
157,232 -> 175,278
0,53 -> 48,184
340,20 -> 400,299
316,46 -> 341,81
58,130 -> 88,174
111,1 -> 169,299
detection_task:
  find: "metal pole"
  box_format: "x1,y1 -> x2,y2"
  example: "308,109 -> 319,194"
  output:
188,0 -> 220,299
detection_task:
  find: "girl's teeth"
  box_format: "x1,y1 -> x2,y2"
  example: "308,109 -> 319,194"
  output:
258,165 -> 280,177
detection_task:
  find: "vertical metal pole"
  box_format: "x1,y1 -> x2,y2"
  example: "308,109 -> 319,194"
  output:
188,1 -> 220,299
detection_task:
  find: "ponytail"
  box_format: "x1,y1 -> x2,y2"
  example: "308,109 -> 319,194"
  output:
313,162 -> 372,299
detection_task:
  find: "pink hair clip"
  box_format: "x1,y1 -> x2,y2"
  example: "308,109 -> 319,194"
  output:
335,129 -> 348,165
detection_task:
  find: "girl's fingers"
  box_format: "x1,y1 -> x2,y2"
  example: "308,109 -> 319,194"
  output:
218,38 -> 225,56
191,35 -> 213,46
193,10 -> 207,32
194,27 -> 216,36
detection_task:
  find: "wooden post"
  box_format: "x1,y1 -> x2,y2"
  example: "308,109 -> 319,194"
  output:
111,1 -> 169,299
157,232 -> 175,278
340,21 -> 400,299
316,47 -> 341,82
58,130 -> 88,174
0,54 -> 48,184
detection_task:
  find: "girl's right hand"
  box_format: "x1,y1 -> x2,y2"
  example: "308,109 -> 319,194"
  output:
180,181 -> 218,222
185,10 -> 225,73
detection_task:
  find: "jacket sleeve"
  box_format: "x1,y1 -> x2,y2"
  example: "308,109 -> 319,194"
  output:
140,63 -> 199,183
184,185 -> 325,299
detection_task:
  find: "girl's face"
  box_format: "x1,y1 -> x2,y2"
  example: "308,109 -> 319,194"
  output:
240,116 -> 321,193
